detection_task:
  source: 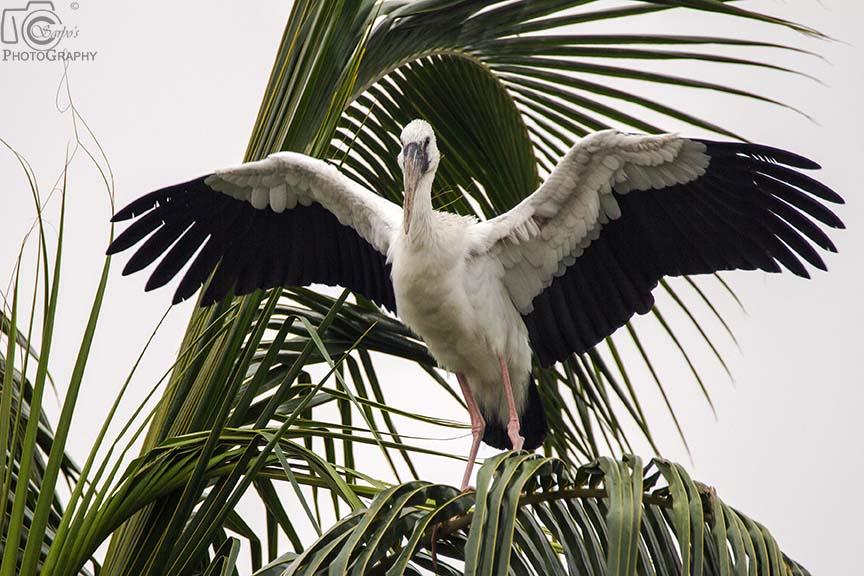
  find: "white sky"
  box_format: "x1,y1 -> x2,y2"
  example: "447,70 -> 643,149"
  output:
1,1 -> 862,574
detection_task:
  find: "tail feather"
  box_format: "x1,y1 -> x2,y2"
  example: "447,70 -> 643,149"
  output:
481,380 -> 547,450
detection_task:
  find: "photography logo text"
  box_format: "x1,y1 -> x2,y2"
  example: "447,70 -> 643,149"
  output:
2,1 -> 96,62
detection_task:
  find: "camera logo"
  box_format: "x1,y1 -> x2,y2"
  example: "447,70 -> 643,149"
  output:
2,1 -> 64,50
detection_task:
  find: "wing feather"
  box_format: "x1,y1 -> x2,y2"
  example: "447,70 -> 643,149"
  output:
474,130 -> 843,365
107,153 -> 402,309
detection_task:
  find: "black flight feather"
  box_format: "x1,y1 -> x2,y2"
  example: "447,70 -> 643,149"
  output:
106,175 -> 397,312
524,140 -> 843,367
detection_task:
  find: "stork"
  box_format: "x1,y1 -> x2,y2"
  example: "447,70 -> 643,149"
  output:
107,119 -> 843,490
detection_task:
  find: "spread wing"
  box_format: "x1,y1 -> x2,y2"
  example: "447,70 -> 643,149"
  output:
476,130 -> 844,366
107,152 -> 403,310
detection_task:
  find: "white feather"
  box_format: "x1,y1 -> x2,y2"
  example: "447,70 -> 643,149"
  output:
251,186 -> 269,210
204,151 -> 402,257
470,130 -> 710,322
270,184 -> 288,213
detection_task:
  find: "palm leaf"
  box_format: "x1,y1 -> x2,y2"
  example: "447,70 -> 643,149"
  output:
266,453 -> 810,576
0,312 -> 82,573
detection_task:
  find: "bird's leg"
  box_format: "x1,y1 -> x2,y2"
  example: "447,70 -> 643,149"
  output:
456,372 -> 485,491
498,355 -> 524,451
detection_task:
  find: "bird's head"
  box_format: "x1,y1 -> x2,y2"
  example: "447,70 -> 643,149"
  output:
398,119 -> 440,234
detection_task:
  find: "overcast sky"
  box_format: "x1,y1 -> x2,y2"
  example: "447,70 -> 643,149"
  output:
1,1 -> 862,574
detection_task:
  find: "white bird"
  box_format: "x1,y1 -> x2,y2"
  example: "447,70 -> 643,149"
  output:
107,119 -> 843,490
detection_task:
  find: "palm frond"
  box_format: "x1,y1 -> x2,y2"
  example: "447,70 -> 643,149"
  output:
0,313 -> 82,573
264,452 -> 810,576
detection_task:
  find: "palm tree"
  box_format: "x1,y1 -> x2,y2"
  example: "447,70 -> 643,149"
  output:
0,1 -> 837,574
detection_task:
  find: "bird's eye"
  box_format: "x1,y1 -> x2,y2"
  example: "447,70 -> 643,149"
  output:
424,136 -> 430,148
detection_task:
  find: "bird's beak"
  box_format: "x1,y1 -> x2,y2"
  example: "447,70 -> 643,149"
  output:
402,142 -> 427,234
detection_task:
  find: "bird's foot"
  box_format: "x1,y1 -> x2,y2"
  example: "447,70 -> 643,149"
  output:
507,419 -> 524,451
430,521 -> 441,572
429,511 -> 464,572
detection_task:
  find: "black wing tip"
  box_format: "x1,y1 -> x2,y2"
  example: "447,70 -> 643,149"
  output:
172,291 -> 191,305
110,211 -> 132,223
144,273 -> 171,293
172,283 -> 215,306
806,256 -> 828,273
111,174 -> 223,301
814,187 -> 844,205
822,211 -> 846,229
784,260 -> 811,279
109,194 -> 159,223
700,139 -> 823,170
783,153 -> 822,171
171,280 -> 210,306
121,250 -> 159,276
111,200 -> 153,222
199,287 -> 222,308
110,175 -> 216,222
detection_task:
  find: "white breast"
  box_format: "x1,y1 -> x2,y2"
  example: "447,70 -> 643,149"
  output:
388,217 -> 533,424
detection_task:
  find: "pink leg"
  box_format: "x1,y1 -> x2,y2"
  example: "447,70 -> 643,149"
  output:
499,355 -> 524,451
456,372 -> 485,491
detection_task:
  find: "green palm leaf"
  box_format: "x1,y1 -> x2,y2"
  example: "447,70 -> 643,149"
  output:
267,453 -> 809,576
